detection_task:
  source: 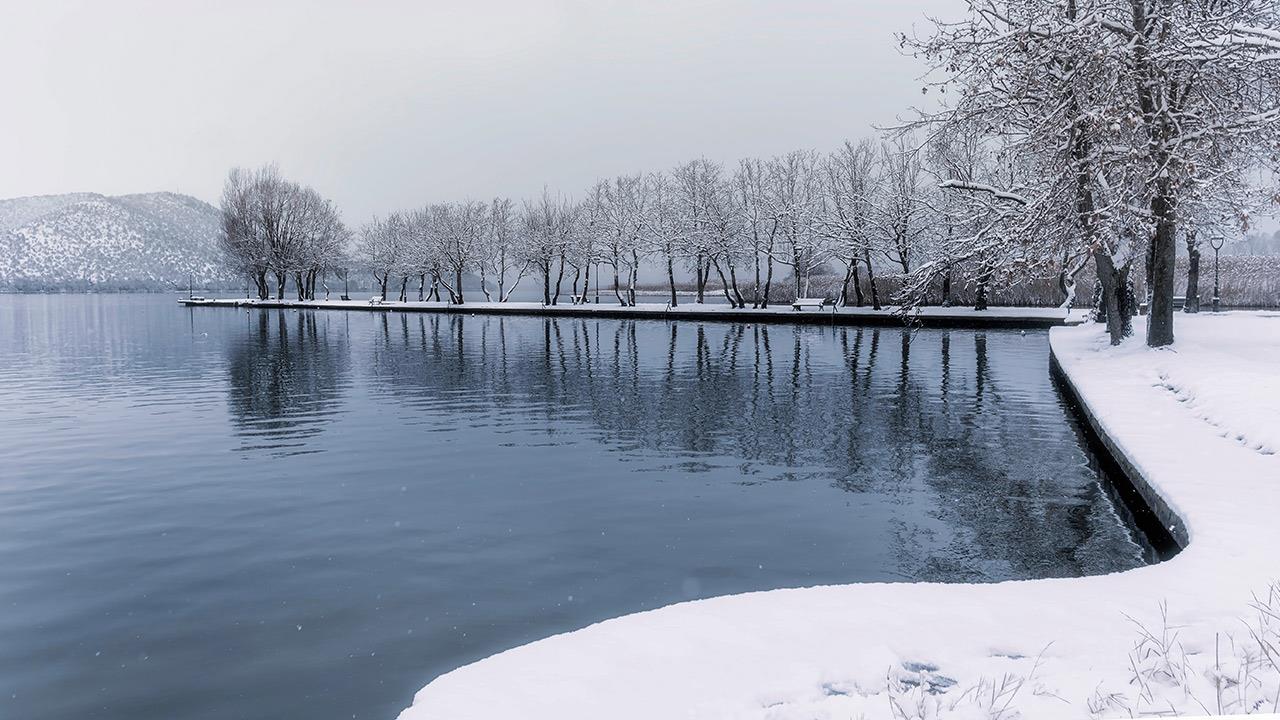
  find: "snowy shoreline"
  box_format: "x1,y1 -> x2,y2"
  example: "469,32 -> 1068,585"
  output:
178,297 -> 1088,329
395,312 -> 1280,719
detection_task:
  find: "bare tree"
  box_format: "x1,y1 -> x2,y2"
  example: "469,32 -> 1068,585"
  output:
218,167 -> 270,299
520,190 -> 575,305
590,175 -> 648,306
217,164 -> 346,301
477,197 -> 529,302
429,200 -> 486,304
643,172 -> 687,307
356,214 -> 410,300
765,150 -> 828,300
817,139 -> 880,307
871,137 -> 926,277
732,158 -> 778,308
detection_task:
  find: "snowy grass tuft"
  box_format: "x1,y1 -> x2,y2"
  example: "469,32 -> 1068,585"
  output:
1085,584 -> 1280,718
885,648 -> 1059,720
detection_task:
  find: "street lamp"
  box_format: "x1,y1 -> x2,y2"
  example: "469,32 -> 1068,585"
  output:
1208,235 -> 1225,312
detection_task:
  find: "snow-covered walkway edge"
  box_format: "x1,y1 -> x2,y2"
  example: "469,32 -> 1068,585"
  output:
397,313 -> 1280,720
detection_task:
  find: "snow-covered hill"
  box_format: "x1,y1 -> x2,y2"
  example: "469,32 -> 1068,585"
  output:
0,191 -> 237,291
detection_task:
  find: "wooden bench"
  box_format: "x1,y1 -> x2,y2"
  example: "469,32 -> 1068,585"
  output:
792,298 -> 829,311
1139,295 -> 1190,314
568,293 -> 588,305
369,295 -> 384,306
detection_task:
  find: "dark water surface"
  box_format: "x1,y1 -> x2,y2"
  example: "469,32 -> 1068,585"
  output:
0,294 -> 1150,720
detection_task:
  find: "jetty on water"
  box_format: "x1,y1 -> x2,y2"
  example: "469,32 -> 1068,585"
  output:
179,297 -> 1089,329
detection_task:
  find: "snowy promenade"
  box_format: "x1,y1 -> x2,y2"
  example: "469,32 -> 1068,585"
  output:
178,297 -> 1088,329
396,313 -> 1280,719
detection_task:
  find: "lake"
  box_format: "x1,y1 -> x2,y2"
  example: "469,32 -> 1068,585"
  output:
0,294 -> 1153,720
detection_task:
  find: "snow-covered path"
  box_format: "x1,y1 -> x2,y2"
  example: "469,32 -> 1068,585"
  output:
396,313 -> 1280,719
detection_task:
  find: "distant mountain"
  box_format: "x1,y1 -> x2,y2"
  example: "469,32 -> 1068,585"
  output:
0,191 -> 237,291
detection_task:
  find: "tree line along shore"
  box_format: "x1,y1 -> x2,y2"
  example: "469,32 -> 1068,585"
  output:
217,1 -> 1280,350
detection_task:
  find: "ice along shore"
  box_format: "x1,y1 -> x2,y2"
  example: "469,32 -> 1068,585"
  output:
395,312 -> 1280,719
178,296 -> 1088,329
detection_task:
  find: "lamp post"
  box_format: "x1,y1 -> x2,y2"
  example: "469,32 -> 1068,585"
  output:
1208,236 -> 1225,312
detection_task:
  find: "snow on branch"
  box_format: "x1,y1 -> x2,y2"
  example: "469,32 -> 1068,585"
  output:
938,180 -> 1028,205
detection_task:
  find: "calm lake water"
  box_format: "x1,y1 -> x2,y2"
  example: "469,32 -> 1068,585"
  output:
0,294 -> 1152,720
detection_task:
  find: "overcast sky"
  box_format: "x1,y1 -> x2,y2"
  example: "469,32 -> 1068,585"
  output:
1,0 -> 954,222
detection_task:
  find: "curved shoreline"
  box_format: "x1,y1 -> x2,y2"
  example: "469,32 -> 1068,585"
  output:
395,314 -> 1275,719
1049,352 -> 1185,555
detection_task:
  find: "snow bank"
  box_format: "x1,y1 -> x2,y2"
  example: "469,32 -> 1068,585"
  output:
395,313 -> 1279,719
1146,313 -> 1280,455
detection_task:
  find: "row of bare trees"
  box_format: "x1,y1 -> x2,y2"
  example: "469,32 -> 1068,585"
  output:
347,139 -> 949,310
219,0 -> 1280,348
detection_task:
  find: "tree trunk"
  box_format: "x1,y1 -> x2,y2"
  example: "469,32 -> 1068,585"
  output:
542,264 -> 552,305
712,259 -> 736,308
761,254 -> 774,309
1184,232 -> 1200,314
1146,187 -> 1177,347
752,244 -> 762,308
695,256 -> 707,304
1092,250 -> 1130,345
974,267 -> 990,311
275,271 -> 287,299
455,268 -> 464,304
863,250 -> 880,310
666,255 -> 677,308
728,262 -> 745,309
613,259 -> 626,306
941,269 -> 952,307
627,250 -> 638,306
399,276 -> 409,303
552,255 -> 565,305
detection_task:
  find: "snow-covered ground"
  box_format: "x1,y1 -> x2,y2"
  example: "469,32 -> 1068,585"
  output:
395,312 -> 1280,719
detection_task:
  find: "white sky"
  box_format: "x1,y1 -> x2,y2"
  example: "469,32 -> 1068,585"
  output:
0,0 -> 954,223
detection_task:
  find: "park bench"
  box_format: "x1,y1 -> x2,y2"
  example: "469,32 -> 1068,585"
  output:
1139,295 -> 1190,314
568,293 -> 588,305
792,298 -> 829,311
369,295 -> 384,305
